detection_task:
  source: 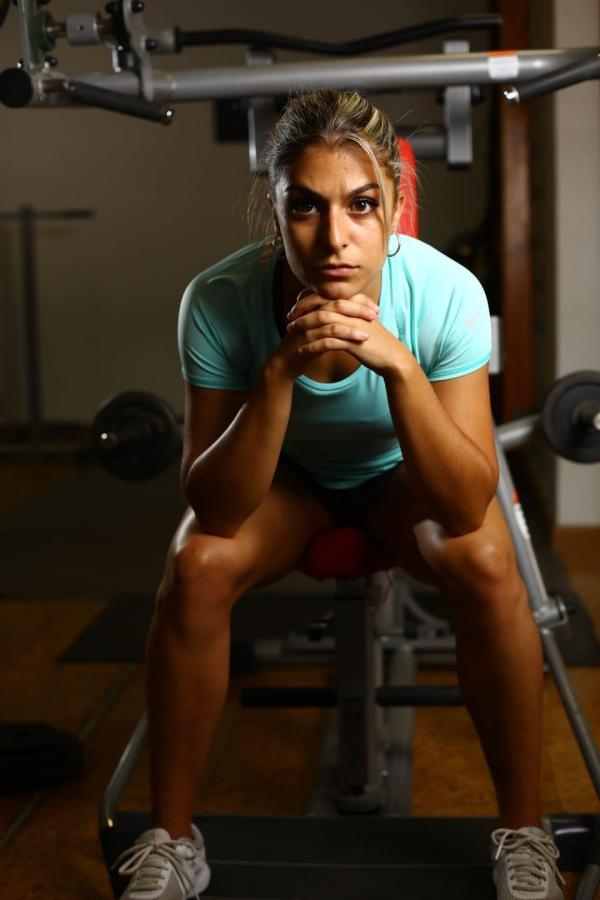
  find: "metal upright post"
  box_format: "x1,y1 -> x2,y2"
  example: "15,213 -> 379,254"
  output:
495,436 -> 600,798
0,206 -> 94,454
20,205 -> 43,451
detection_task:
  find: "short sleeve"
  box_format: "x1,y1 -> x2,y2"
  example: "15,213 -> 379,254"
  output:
177,275 -> 250,390
426,272 -> 492,382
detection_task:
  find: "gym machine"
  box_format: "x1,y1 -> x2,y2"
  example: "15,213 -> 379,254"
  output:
0,205 -> 95,457
3,3 -> 600,896
1,2 -> 599,168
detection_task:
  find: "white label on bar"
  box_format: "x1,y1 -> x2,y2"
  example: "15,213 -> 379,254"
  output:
488,53 -> 519,81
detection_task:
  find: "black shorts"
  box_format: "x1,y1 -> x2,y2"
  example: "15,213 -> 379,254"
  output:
281,455 -> 399,528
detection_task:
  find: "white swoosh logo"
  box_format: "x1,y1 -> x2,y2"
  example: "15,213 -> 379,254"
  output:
464,306 -> 483,328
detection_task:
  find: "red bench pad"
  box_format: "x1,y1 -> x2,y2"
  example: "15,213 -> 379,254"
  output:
299,527 -> 394,580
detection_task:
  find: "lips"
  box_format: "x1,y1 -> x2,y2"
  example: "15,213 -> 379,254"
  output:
318,264 -> 356,276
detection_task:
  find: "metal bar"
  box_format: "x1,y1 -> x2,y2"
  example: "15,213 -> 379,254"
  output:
16,0 -> 36,70
1,664 -> 138,851
575,864 -> 600,900
0,210 -> 94,221
541,633 -> 600,798
0,792 -> 44,852
241,686 -> 336,707
1,206 -> 94,453
506,52 -> 600,103
495,441 -> 600,799
176,15 -> 503,56
383,642 -> 416,815
20,205 -> 42,451
377,685 -> 463,706
495,438 -> 552,616
396,126 -> 446,159
335,578 -> 382,811
496,414 -> 539,451
575,815 -> 600,900
99,711 -> 148,832
240,684 -> 464,707
63,47 -> 596,104
0,441 -> 87,457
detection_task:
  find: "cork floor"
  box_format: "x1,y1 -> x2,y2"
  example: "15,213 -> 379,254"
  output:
0,460 -> 598,899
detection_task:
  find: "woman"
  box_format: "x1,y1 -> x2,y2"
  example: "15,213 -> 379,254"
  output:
115,90 -> 564,900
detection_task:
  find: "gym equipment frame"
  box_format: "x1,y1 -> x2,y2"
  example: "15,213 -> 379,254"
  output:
1,2 -> 599,168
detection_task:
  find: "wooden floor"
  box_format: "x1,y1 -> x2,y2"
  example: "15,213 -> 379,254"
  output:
1,460 -> 599,899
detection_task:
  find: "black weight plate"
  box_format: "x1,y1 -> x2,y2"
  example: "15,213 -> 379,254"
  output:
92,391 -> 180,480
0,67 -> 34,108
0,723 -> 83,795
541,370 -> 600,463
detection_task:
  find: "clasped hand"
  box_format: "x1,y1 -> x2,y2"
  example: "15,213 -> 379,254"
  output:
284,291 -> 409,379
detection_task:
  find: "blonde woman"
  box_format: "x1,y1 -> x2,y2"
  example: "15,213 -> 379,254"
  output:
115,90 -> 564,900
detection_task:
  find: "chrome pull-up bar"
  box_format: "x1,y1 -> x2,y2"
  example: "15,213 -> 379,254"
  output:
2,47 -> 596,109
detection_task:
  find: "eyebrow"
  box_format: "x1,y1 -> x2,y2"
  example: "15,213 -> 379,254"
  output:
284,182 -> 380,199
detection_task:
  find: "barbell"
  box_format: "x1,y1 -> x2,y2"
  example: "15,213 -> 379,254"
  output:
91,390 -> 181,480
541,370 -> 600,463
91,370 -> 600,480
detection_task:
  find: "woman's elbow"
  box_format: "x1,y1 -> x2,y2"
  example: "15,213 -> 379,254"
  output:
447,479 -> 498,537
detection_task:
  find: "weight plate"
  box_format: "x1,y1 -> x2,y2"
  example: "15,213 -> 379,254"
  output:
0,722 -> 82,795
541,370 -> 600,463
92,391 -> 180,480
0,67 -> 34,108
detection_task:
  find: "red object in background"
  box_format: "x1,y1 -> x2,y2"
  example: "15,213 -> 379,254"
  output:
396,137 -> 419,238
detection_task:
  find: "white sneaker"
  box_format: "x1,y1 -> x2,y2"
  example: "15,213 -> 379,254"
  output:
491,826 -> 565,899
114,823 -> 211,899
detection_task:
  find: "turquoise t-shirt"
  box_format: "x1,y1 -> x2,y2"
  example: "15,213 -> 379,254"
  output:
178,236 -> 491,488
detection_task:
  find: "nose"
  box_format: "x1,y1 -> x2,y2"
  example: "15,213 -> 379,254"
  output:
320,206 -> 348,252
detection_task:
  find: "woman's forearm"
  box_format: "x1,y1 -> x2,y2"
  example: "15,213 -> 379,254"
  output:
384,363 -> 497,535
185,365 -> 294,538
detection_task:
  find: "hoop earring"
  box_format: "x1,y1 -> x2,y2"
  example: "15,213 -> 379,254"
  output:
387,233 -> 401,257
270,233 -> 284,253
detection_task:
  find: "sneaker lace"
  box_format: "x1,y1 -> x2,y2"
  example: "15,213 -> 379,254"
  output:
492,828 -> 566,892
112,836 -> 201,898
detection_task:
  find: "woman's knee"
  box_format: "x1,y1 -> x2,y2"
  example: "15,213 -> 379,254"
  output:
158,533 -> 246,634
418,524 -> 518,601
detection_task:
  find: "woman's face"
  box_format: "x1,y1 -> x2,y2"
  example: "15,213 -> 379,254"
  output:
272,142 -> 400,304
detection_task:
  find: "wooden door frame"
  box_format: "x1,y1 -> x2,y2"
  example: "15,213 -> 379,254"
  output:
497,0 -> 534,421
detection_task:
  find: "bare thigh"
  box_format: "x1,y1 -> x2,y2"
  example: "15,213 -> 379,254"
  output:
168,457 -> 335,598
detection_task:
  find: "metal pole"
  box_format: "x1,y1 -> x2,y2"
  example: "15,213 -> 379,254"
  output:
20,204 -> 43,451
495,440 -> 600,798
69,47 -> 596,103
99,711 -> 148,832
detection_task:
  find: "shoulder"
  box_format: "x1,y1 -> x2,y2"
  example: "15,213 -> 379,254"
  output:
181,241 -> 273,310
392,235 -> 484,299
389,236 -> 491,380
